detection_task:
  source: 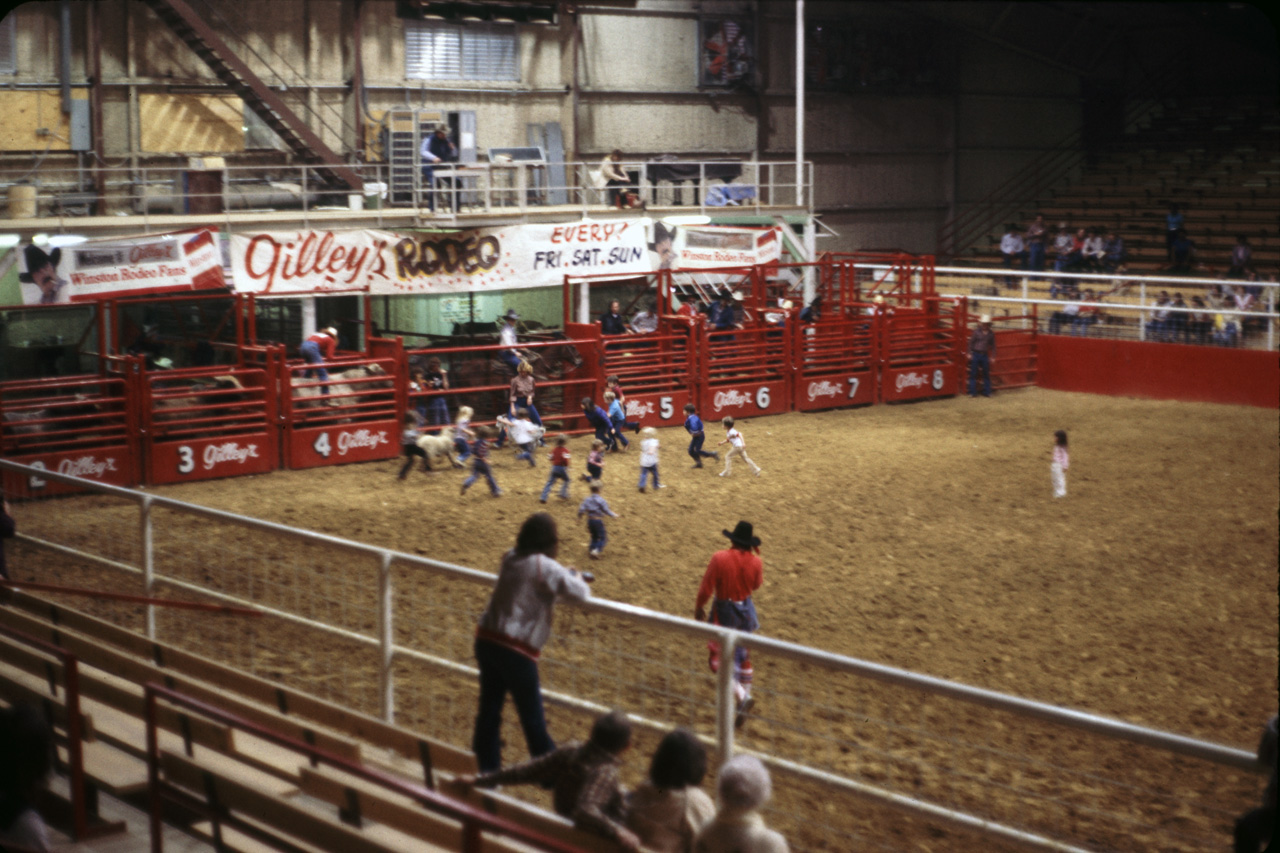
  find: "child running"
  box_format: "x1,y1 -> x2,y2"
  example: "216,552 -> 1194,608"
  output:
1051,429 -> 1070,498
453,405 -> 475,463
605,391 -> 637,450
637,427 -> 664,492
683,402 -> 719,469
578,480 -> 618,559
497,408 -> 539,467
717,416 -> 762,478
460,426 -> 502,498
582,439 -> 606,482
397,413 -> 429,480
540,436 -> 572,503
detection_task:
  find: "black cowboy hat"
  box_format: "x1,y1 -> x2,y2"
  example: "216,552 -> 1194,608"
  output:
722,521 -> 761,549
18,245 -> 62,282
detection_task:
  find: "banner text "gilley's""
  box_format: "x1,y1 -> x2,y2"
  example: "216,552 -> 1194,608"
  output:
242,232 -> 389,291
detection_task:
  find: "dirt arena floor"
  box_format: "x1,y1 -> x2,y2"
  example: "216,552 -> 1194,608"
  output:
9,386 -> 1277,850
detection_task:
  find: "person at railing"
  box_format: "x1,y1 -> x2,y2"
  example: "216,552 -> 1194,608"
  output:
630,301 -> 660,335
693,755 -> 790,853
1212,300 -> 1240,347
509,360 -> 543,436
0,703 -> 54,853
1168,292 -> 1189,341
0,497 -> 13,581
1049,296 -> 1079,336
469,512 -> 593,772
1145,292 -> 1172,342
1072,289 -> 1101,336
498,310 -> 526,373
1188,295 -> 1212,345
1050,224 -> 1077,297
625,727 -> 716,853
1232,714 -> 1277,853
600,150 -> 636,209
1102,229 -> 1127,272
695,520 -> 764,727
799,296 -> 822,323
420,125 -> 458,213
1164,203 -> 1185,264
600,300 -> 630,337
1000,224 -> 1026,288
967,314 -> 996,397
424,357 -> 451,431
457,710 -> 643,852
1024,214 -> 1048,272
300,327 -> 338,399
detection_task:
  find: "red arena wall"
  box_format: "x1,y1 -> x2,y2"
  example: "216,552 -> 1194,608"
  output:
1037,337 -> 1280,409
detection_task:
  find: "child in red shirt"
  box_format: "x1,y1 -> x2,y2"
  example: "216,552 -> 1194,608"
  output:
540,436 -> 572,502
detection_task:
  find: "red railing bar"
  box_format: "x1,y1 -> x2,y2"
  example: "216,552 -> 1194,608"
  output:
0,582 -> 261,615
143,684 -> 588,853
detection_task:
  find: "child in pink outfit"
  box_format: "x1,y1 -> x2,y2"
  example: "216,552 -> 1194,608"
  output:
1051,430 -> 1069,498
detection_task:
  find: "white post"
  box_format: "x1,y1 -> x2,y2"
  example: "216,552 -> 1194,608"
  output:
140,496 -> 155,639
795,0 -> 805,208
578,279 -> 591,325
302,297 -> 317,341
1138,281 -> 1147,342
378,552 -> 395,722
1268,286 -> 1275,351
716,631 -> 737,763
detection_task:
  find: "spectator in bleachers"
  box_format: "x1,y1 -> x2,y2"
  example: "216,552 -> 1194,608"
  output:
1000,224 -> 1026,288
1228,235 -> 1253,279
1188,296 -> 1211,345
1168,293 -> 1189,342
625,728 -> 716,853
1082,228 -> 1106,271
471,513 -> 594,774
1212,298 -> 1239,347
1165,203 -> 1185,264
1169,229 -> 1196,273
1050,224 -> 1076,297
694,755 -> 790,853
1025,214 -> 1048,272
1102,229 -> 1127,272
1146,291 -> 1172,341
1232,714 -> 1277,853
0,703 -> 54,853
460,710 -> 643,852
1072,289 -> 1100,336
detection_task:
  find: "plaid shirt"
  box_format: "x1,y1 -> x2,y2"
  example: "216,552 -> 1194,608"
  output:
476,741 -> 628,842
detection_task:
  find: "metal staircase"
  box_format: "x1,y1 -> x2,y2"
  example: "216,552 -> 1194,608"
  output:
140,0 -> 363,190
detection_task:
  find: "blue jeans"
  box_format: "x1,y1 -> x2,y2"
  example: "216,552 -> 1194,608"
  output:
968,351 -> 992,397
515,442 -> 536,466
512,396 -> 542,428
687,433 -> 715,462
472,638 -> 555,773
638,465 -> 660,489
610,416 -> 631,448
1028,242 -> 1045,272
541,465 -> 569,500
587,517 -> 607,552
462,460 -> 500,495
500,351 -> 522,373
427,397 -> 450,430
299,340 -> 330,394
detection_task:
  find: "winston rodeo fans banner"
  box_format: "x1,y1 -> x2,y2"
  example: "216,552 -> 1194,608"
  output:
17,228 -> 226,305
228,221 -> 784,294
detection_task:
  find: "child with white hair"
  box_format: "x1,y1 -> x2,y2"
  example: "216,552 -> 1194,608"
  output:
453,405 -> 475,462
637,427 -> 664,492
694,755 -> 789,852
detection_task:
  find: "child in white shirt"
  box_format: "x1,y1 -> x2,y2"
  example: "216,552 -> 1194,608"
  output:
637,427 -> 663,492
717,416 -> 762,478
497,408 -> 541,467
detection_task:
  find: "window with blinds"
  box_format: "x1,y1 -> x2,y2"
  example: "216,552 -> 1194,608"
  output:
405,20 -> 518,81
1,14 -> 17,74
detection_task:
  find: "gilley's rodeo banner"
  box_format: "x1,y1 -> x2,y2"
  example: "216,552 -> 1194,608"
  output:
229,220 -> 653,295
17,228 -> 226,306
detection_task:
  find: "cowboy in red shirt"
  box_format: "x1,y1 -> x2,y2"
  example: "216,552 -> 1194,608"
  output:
301,326 -> 338,397
695,520 -> 763,727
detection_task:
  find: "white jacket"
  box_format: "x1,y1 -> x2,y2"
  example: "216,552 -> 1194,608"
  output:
477,550 -> 590,653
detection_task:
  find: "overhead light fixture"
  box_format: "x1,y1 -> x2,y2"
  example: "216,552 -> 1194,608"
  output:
663,215 -> 711,226
0,234 -> 21,250
31,233 -> 50,247
48,234 -> 89,248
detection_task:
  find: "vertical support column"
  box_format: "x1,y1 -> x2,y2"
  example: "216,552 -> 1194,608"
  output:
378,551 -> 395,723
1138,281 -> 1147,342
1267,286 -> 1275,351
716,630 -> 736,764
302,298 -> 318,341
794,0 -> 805,208
140,495 -> 156,639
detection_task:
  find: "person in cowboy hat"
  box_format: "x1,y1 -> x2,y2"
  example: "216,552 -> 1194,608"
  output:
301,326 -> 339,400
649,221 -> 678,270
694,521 -> 764,728
967,314 -> 997,398
19,245 -> 67,305
498,309 -> 526,374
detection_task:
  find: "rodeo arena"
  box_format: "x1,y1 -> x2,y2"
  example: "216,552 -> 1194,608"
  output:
0,2 -> 1277,853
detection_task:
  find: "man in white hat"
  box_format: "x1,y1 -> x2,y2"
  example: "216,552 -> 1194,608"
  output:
967,314 -> 996,398
499,310 -> 525,373
301,326 -> 339,399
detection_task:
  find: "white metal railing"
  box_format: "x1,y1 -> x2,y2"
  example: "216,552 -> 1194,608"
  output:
1,458 -> 1263,852
0,159 -> 812,226
858,263 -> 1279,350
